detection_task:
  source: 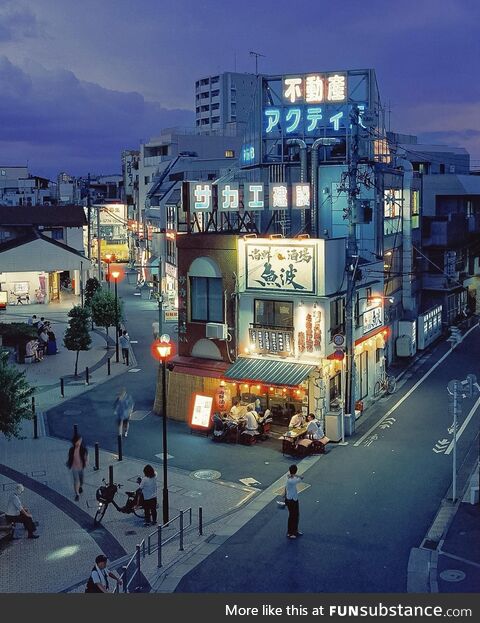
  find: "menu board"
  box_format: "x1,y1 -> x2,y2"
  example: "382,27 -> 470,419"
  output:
190,394 -> 214,430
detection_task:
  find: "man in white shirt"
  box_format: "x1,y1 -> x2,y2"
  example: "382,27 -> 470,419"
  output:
289,412 -> 305,429
285,465 -> 303,539
85,555 -> 122,593
6,484 -> 38,539
245,406 -> 259,434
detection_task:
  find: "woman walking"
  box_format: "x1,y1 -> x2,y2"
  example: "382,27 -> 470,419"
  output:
67,434 -> 88,501
140,464 -> 157,526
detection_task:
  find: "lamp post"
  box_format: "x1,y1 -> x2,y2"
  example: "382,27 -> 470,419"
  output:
105,254 -> 112,291
152,335 -> 173,524
111,269 -> 120,363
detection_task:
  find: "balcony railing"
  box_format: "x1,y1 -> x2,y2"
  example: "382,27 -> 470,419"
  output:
248,323 -> 294,355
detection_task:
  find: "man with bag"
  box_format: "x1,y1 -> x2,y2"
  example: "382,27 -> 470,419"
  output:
85,555 -> 122,593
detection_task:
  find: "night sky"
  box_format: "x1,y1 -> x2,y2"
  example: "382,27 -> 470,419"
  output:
1,0 -> 479,178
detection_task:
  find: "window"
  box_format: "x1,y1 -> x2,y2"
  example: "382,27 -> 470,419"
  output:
144,176 -> 150,185
211,103 -> 220,110
412,190 -> 420,229
224,150 -> 235,158
211,76 -> 219,84
330,298 -> 345,337
190,277 -> 223,322
51,228 -> 63,240
254,300 -> 293,328
211,89 -> 220,97
211,116 -> 220,123
439,164 -> 445,174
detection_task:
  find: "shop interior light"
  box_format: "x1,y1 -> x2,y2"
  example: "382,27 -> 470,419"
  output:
249,343 -> 256,351
244,348 -> 250,354
384,264 -> 390,269
385,251 -> 392,256
269,387 -> 274,392
256,385 -> 261,390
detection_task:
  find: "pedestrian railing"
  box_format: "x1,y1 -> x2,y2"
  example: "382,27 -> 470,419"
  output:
114,507 -> 203,593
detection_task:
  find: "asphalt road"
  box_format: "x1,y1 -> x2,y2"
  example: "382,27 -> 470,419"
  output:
174,326 -> 480,593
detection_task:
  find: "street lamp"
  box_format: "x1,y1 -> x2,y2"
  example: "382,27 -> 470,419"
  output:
111,269 -> 120,363
105,254 -> 112,290
151,334 -> 174,524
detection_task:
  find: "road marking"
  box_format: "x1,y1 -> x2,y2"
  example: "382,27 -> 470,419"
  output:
445,395 -> 480,455
439,550 -> 480,569
363,434 -> 378,447
433,438 -> 450,454
354,322 -> 479,447
239,477 -> 261,486
379,417 -> 396,430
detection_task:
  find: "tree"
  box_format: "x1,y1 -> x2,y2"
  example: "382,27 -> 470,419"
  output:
90,289 -> 123,346
84,277 -> 101,307
64,305 -> 92,376
0,350 -> 34,439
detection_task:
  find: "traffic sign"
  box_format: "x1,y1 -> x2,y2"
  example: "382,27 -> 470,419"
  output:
333,334 -> 345,347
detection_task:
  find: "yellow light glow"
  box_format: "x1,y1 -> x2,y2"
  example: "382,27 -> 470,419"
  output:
111,270 -> 120,280
244,348 -> 250,354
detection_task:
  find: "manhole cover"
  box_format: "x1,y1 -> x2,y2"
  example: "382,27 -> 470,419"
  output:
64,409 -> 82,415
440,569 -> 466,583
191,469 -> 221,481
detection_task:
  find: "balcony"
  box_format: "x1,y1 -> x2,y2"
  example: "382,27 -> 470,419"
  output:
422,216 -> 467,247
248,323 -> 294,356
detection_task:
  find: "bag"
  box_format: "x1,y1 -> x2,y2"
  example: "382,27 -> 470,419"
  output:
85,568 -> 108,593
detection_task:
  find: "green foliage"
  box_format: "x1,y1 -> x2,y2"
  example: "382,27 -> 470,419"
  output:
0,350 -> 34,438
0,323 -> 38,347
84,277 -> 101,307
64,305 -> 92,376
91,289 -> 123,335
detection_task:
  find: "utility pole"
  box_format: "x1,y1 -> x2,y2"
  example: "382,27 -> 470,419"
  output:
86,173 -> 91,260
344,106 -> 361,417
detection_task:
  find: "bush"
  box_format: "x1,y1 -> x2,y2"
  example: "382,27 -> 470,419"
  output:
0,350 -> 34,438
0,323 -> 38,347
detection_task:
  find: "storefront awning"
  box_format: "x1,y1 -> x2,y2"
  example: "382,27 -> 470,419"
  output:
224,357 -> 317,387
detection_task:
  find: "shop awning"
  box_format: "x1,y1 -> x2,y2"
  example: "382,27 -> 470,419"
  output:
224,357 -> 317,387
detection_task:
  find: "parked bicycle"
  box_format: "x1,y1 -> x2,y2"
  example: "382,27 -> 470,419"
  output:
374,371 -> 397,397
94,477 -> 144,526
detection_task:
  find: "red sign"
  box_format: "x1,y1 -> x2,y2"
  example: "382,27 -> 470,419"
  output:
214,385 -> 232,413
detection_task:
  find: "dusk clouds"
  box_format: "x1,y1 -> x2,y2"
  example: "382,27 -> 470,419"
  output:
0,0 -> 479,177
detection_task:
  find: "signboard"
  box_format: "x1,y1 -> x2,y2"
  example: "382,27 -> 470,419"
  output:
245,240 -> 316,294
96,203 -> 126,226
190,394 -> 214,430
363,306 -> 383,335
164,310 -> 178,323
333,334 -> 345,347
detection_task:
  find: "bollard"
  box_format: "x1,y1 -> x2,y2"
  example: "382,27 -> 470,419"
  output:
135,545 -> 141,591
117,434 -> 123,461
73,423 -> 78,437
85,366 -> 89,385
122,566 -> 128,593
199,507 -> 203,536
157,525 -> 162,568
126,350 -> 129,367
179,510 -> 184,551
31,396 -> 36,415
60,377 -> 65,398
94,443 -> 100,471
109,464 -> 114,486
33,414 -> 38,440
107,358 -> 111,376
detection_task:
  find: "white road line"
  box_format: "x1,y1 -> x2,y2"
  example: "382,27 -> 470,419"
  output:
354,322 -> 480,447
445,395 -> 480,455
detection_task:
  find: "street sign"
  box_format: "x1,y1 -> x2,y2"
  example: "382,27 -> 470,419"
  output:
333,334 -> 345,347
333,349 -> 345,361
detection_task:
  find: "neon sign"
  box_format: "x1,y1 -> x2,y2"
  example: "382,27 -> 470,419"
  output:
283,73 -> 347,105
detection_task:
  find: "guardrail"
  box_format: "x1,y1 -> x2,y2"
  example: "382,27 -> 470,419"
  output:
115,507 -> 202,593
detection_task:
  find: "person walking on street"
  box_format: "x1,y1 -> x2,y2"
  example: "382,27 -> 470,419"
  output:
114,388 -> 134,437
66,434 -> 88,501
139,464 -> 157,526
285,465 -> 303,539
85,555 -> 122,593
6,484 -> 39,539
119,330 -> 130,364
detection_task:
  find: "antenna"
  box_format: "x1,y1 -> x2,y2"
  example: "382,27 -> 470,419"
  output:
249,50 -> 265,75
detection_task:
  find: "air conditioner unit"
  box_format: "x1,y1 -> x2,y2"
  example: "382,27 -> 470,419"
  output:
206,323 -> 228,340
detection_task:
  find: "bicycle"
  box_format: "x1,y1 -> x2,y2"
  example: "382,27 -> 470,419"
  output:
374,371 -> 397,397
94,478 -> 144,526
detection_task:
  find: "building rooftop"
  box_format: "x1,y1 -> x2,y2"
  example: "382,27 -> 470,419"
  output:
0,205 -> 87,227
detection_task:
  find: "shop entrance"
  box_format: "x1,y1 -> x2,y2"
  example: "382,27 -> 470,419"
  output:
236,382 -> 308,428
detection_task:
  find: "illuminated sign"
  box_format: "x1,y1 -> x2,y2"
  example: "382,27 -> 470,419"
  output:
190,394 -> 214,430
244,240 -> 316,293
264,105 -> 358,136
283,73 -> 347,104
189,182 -> 213,211
363,304 -> 383,335
164,310 -> 179,322
242,145 -> 255,163
187,182 -> 309,212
